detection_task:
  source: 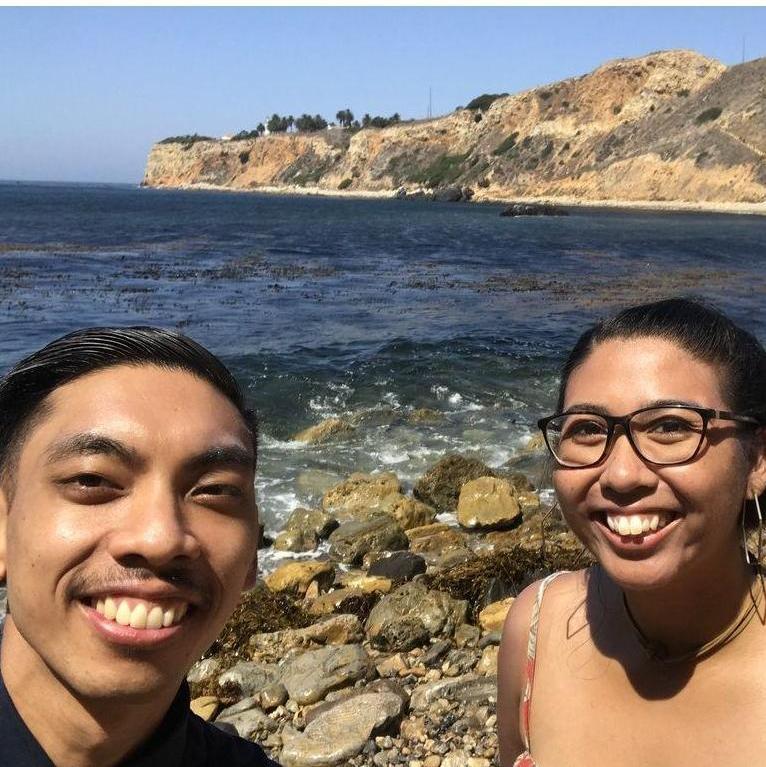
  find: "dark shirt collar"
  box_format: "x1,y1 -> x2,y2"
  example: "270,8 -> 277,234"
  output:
0,631 -> 191,767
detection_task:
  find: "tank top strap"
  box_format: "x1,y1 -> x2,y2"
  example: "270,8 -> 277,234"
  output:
519,571 -> 568,752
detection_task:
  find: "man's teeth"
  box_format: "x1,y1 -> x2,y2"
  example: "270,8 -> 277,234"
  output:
93,597 -> 188,629
605,513 -> 672,537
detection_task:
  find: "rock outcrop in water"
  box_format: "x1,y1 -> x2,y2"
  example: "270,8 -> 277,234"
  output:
143,50 -> 766,205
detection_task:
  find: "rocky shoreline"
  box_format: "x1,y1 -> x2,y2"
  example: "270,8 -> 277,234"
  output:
190,444 -> 591,766
142,180 -> 766,217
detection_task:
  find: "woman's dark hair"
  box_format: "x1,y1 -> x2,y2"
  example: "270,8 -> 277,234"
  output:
555,297 -> 766,518
0,327 -> 257,483
557,298 -> 766,422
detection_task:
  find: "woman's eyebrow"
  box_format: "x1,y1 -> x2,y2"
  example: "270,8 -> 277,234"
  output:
44,433 -> 143,468
562,402 -> 610,415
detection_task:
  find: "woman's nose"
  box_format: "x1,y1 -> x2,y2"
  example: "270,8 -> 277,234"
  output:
598,430 -> 658,496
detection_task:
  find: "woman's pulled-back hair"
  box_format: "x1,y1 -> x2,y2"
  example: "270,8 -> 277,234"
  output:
0,327 -> 257,482
556,297 -> 766,424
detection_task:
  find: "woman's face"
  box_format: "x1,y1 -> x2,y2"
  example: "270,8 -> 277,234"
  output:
554,336 -> 766,592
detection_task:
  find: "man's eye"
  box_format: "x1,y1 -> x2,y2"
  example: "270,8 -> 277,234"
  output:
193,484 -> 243,498
70,474 -> 111,488
58,474 -> 121,503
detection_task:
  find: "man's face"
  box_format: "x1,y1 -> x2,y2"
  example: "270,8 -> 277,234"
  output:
0,364 -> 258,703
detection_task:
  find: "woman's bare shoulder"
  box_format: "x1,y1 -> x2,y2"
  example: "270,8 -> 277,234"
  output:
500,569 -> 590,652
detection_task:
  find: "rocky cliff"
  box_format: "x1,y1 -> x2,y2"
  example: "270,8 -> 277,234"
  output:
142,51 -> 766,205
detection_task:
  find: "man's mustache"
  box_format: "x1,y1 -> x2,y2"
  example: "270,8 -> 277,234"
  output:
67,565 -> 213,610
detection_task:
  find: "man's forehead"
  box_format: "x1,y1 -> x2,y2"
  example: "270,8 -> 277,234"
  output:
24,364 -> 254,460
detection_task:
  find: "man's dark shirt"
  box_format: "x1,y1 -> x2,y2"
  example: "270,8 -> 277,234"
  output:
0,644 -> 280,766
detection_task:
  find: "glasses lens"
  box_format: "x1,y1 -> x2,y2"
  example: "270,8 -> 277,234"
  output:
630,407 -> 704,464
545,413 -> 609,467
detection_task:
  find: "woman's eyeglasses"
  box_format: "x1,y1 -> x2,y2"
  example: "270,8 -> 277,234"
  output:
538,404 -> 760,469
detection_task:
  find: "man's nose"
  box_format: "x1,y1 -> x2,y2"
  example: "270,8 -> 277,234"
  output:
598,430 -> 658,495
107,479 -> 202,568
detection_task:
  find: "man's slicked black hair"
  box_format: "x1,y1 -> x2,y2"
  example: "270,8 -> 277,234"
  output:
0,327 -> 257,481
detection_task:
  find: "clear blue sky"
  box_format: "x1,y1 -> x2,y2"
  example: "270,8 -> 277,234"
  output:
2,6 -> 764,184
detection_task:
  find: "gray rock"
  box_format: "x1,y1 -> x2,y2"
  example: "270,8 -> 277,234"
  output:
186,656 -> 222,685
367,551 -> 427,581
410,674 -> 497,711
280,691 -> 404,766
431,186 -> 464,203
281,644 -> 372,705
216,704 -> 277,739
500,201 -> 568,217
365,582 -> 468,651
413,455 -> 499,514
217,661 -> 279,697
329,514 -> 408,565
274,507 -> 339,552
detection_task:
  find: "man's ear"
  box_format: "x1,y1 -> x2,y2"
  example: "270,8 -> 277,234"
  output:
243,554 -> 258,592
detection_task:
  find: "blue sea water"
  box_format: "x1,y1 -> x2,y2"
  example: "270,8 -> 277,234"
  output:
1,181 -> 765,545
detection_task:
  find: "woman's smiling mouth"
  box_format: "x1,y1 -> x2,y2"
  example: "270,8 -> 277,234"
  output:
592,509 -> 682,546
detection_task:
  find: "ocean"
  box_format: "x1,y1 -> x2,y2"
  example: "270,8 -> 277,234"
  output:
1,181 -> 765,566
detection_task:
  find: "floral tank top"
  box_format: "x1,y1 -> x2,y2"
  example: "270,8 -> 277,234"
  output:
512,572 -> 567,767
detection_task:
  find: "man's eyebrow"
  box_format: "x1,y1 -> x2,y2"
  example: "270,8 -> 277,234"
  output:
184,445 -> 255,473
44,433 -> 143,468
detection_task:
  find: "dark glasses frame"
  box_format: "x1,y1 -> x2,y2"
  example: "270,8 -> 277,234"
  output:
537,404 -> 760,469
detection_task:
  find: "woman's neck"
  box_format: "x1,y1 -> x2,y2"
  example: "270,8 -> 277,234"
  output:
619,550 -> 759,660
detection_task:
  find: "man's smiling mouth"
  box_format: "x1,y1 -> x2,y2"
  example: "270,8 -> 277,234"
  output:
89,597 -> 189,630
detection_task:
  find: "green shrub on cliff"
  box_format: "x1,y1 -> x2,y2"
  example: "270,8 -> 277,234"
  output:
158,134 -> 214,146
465,93 -> 507,111
338,178 -> 353,190
409,152 -> 470,188
492,132 -> 519,155
695,106 -> 723,125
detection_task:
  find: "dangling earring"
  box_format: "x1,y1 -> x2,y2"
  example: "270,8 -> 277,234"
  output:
755,493 -> 764,566
743,496 -> 752,564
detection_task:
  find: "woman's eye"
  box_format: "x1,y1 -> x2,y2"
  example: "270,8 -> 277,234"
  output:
565,420 -> 607,440
650,418 -> 693,435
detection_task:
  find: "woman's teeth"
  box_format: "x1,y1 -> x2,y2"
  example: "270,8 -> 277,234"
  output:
605,512 -> 673,537
92,597 -> 188,630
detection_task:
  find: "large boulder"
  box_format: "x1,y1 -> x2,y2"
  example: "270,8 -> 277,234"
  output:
367,551 -> 427,581
292,417 -> 354,444
215,701 -> 277,739
264,561 -> 334,596
478,597 -> 516,632
280,690 -> 404,766
216,698 -> 278,740
328,514 -> 408,565
456,476 -> 522,531
413,455 -> 499,513
217,661 -> 280,698
273,507 -> 339,552
249,614 -> 363,661
410,673 -> 497,711
406,523 -> 467,555
322,472 -> 401,514
384,495 -> 437,530
280,644 -> 372,705
365,582 -> 468,651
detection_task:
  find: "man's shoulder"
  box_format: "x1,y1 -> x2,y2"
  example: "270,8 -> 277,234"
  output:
187,713 -> 281,766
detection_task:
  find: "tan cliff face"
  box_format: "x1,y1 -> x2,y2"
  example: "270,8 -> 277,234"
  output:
142,50 -> 766,204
